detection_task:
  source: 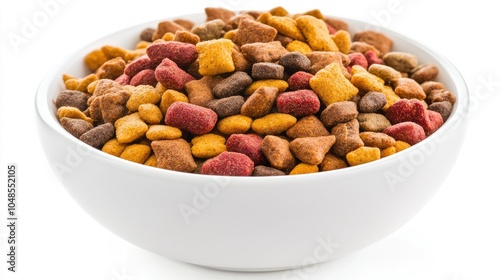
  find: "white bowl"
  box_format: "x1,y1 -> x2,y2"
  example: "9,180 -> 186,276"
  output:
35,13 -> 469,271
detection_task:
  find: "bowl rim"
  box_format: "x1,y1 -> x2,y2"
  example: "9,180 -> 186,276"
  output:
35,13 -> 470,184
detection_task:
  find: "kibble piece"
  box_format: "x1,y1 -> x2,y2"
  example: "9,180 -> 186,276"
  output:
227,13 -> 255,30
286,115 -> 329,139
261,135 -> 295,171
394,140 -> 411,152
364,50 -> 384,66
353,30 -> 393,55
427,89 -> 456,105
287,71 -> 313,91
368,64 -> 402,84
233,18 -> 277,45
174,30 -> 200,45
278,52 -> 311,73
120,144 -> 151,164
196,39 -> 235,76
267,15 -> 305,41
191,19 -> 226,41
144,154 -> 157,167
207,96 -> 245,118
310,63 -> 358,106
102,138 -> 128,157
129,69 -> 157,87
241,86 -> 278,118
331,30 -> 351,54
185,76 -> 223,107
383,52 -> 419,73
252,113 -> 297,135
80,123 -> 115,149
96,57 -> 126,80
348,52 -> 368,70
331,119 -> 364,157
290,135 -> 336,165
241,41 -> 289,63
320,153 -> 347,171
140,28 -> 155,42
380,146 -> 396,158
100,90 -> 130,124
60,117 -> 94,138
411,64 -> 439,83
286,40 -> 312,54
289,163 -> 319,175
64,74 -> 98,93
386,98 -> 443,136
124,54 -> 158,77
381,85 -> 401,111
205,7 -> 236,25
159,89 -> 189,114
165,102 -> 217,135
393,78 -> 426,100
357,113 -> 392,132
383,122 -> 426,145
155,58 -> 195,90
428,101 -> 453,121
126,85 -> 161,112
146,125 -> 182,141
201,151 -> 254,176
217,114 -> 253,135
346,146 -> 381,166
350,41 -> 380,56
296,15 -> 338,51
213,71 -> 253,98
245,79 -> 288,95
320,101 -> 358,127
191,133 -> 227,159
152,139 -> 197,173
226,134 -> 266,165
359,132 -> 396,149
138,104 -> 163,124
358,91 -> 387,113
146,41 -> 198,66
252,165 -> 286,176
115,113 -> 149,143
324,17 -> 349,31
306,51 -> 350,75
152,20 -> 188,41
57,106 -> 93,124
84,49 -> 108,71
276,89 -> 320,117
232,46 -> 252,72
421,81 -> 446,95
55,90 -> 89,111
252,62 -> 284,80
350,71 -> 385,93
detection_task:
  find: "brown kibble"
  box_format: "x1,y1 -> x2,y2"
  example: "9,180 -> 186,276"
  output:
100,90 -> 130,124
185,76 -> 222,107
394,78 -> 426,100
252,165 -> 285,176
428,101 -> 453,121
427,89 -> 456,105
324,17 -> 349,31
152,20 -> 188,41
289,135 -> 336,165
207,96 -> 245,118
174,30 -> 200,45
233,18 -> 277,45
60,117 -> 94,138
320,153 -> 347,171
359,132 -> 396,149
286,115 -> 329,139
241,86 -> 278,118
241,41 -> 289,63
331,119 -> 364,157
191,19 -> 226,41
96,57 -> 126,80
306,51 -> 350,76
383,52 -> 419,73
353,30 -> 393,55
357,113 -> 392,132
320,101 -> 358,127
349,41 -> 381,57
261,135 -> 295,171
421,81 -> 446,95
80,123 -> 115,149
55,90 -> 89,111
152,139 -> 197,172
411,64 -> 439,83
205,7 -> 236,25
358,91 -> 387,113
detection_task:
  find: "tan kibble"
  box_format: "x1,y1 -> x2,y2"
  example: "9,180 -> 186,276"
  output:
138,104 -> 163,125
159,89 -> 189,114
296,15 -> 338,51
151,139 -> 197,173
289,163 -> 318,175
120,144 -> 151,164
115,113 -> 149,144
320,154 -> 347,171
289,135 -> 336,165
146,125 -> 182,141
261,135 -> 295,171
57,106 -> 93,123
126,85 -> 161,112
102,138 -> 128,157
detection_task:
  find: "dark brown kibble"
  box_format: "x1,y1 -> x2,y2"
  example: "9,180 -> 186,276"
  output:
207,96 -> 245,118
213,71 -> 253,98
278,52 -> 311,73
357,113 -> 392,132
55,90 -> 89,111
358,91 -> 387,113
331,119 -> 364,157
427,89 -> 456,105
80,123 -> 115,148
252,62 -> 284,80
411,64 -> 439,84
428,101 -> 453,121
320,101 -> 358,127
60,117 -> 94,138
140,28 -> 155,42
252,165 -> 286,176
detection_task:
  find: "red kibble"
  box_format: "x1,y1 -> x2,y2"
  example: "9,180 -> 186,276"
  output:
114,74 -> 130,86
146,41 -> 198,66
348,52 -> 369,70
364,50 -> 384,66
287,71 -> 313,91
130,69 -> 157,86
386,99 -> 444,136
155,58 -> 195,90
201,151 -> 254,176
226,134 -> 266,165
383,122 -> 426,145
276,89 -> 320,117
124,54 -> 158,77
165,102 -> 217,135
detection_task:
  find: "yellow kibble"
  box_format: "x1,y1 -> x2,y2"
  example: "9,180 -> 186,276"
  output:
102,138 -> 128,157
394,140 -> 411,152
196,39 -> 235,76
310,63 -> 358,106
223,29 -> 237,40
245,80 -> 288,95
115,113 -> 149,144
144,154 -> 157,167
351,72 -> 386,92
64,74 -> 98,93
161,32 -> 175,41
217,115 -> 253,135
155,82 -> 167,94
126,85 -> 161,112
269,6 -> 289,16
251,113 -> 297,135
84,49 -> 108,71
289,163 -> 319,175
101,45 -> 128,60
268,16 -> 305,41
159,89 -> 189,114
57,106 -> 93,123
380,146 -> 396,158
256,12 -> 272,24
135,41 -> 151,49
124,49 -> 146,62
286,40 -> 312,54
296,15 -> 338,52
138,104 -> 163,125
381,85 -> 401,111
331,30 -> 351,54
346,146 -> 381,166
302,9 -> 325,20
191,133 -> 227,158
146,125 -> 182,141
120,144 -> 151,164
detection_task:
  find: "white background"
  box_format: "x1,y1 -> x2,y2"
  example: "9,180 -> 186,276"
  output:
1,0 -> 499,279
